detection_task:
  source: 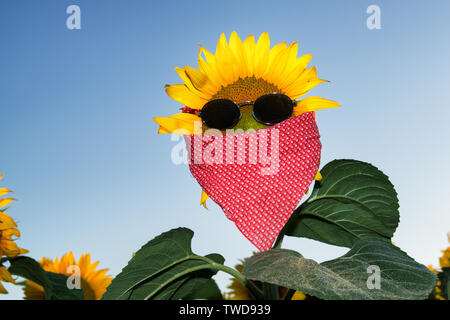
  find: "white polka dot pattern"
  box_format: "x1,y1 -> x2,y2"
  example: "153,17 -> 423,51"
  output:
185,112 -> 321,251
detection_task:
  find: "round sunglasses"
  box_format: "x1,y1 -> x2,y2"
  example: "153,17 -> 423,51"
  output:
199,93 -> 296,130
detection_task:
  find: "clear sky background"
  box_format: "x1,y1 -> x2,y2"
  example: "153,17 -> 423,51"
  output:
1,0 -> 449,299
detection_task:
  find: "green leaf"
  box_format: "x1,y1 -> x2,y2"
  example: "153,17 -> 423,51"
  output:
46,272 -> 84,300
286,159 -> 399,247
169,256 -> 224,300
102,227 -> 225,300
7,256 -> 84,300
8,256 -> 53,299
243,238 -> 436,300
181,279 -> 224,300
130,253 -> 224,300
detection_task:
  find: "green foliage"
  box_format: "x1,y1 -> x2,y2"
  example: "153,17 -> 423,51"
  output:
45,272 -> 84,300
181,278 -> 224,300
102,228 -> 225,300
7,256 -> 84,300
9,159 -> 434,300
242,238 -> 436,300
98,159 -> 434,300
285,159 -> 399,247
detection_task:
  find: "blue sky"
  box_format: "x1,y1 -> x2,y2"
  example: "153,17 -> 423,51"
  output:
1,0 -> 449,299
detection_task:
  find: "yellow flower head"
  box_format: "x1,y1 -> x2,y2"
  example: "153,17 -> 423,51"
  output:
224,262 -> 253,300
0,174 -> 28,294
427,234 -> 450,300
23,251 -> 112,300
439,246 -> 449,269
154,31 -> 339,134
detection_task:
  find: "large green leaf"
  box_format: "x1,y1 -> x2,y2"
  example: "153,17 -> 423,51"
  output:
46,272 -> 84,300
243,238 -> 436,300
128,253 -> 224,300
7,256 -> 84,300
285,159 -> 399,247
181,278 -> 224,300
7,256 -> 53,299
102,228 -> 225,300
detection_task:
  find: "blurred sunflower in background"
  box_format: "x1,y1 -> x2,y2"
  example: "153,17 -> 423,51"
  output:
428,233 -> 450,300
23,251 -> 112,300
0,174 -> 28,294
224,260 -> 306,300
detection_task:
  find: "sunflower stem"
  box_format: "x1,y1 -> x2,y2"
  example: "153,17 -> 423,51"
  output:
273,202 -> 307,249
263,282 -> 279,300
273,220 -> 290,248
272,233 -> 284,249
283,288 -> 296,300
190,255 -> 264,300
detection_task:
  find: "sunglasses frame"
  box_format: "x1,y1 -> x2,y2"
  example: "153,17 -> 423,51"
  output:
200,93 -> 297,129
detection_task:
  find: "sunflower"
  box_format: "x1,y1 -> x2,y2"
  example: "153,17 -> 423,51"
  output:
428,264 -> 447,300
23,251 -> 112,300
153,32 -> 338,206
224,262 -> 253,300
224,261 -> 306,300
428,234 -> 450,300
153,31 -> 339,134
0,174 -> 28,294
438,246 -> 449,269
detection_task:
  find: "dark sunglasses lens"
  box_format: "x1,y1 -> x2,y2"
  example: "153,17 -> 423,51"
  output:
253,93 -> 294,125
201,99 -> 241,130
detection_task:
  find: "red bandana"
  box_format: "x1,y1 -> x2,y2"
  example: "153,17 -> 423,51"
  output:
185,112 -> 321,251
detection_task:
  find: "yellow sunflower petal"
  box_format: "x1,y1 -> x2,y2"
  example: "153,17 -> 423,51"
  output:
0,188 -> 11,197
198,45 -> 227,86
0,266 -> 15,283
294,96 -> 340,116
0,223 -> 12,230
263,44 -> 290,85
1,228 -> 20,238
253,32 -> 270,78
264,42 -> 286,72
0,239 -> 21,256
229,31 -> 247,79
284,41 -> 299,72
157,126 -> 170,134
198,49 -> 222,88
284,66 -> 319,97
0,212 -> 17,228
184,65 -> 216,96
278,54 -> 312,90
314,171 -> 323,181
0,281 -> 7,294
292,291 -> 307,300
214,33 -> 238,85
153,113 -> 202,135
23,280 -> 45,299
243,35 -> 256,77
165,84 -> 207,109
175,68 -> 212,100
0,198 -> 14,208
291,79 -> 328,100
200,189 -> 209,209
